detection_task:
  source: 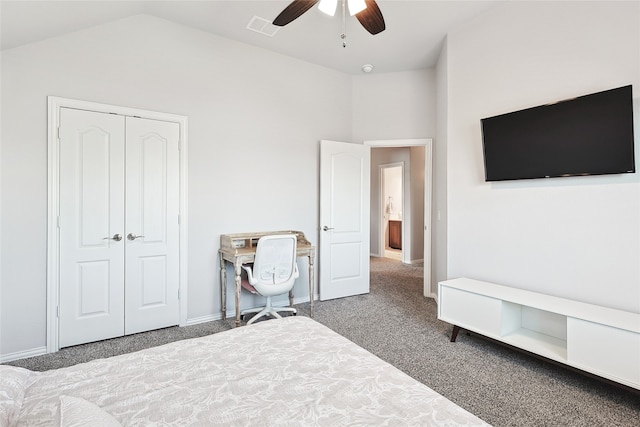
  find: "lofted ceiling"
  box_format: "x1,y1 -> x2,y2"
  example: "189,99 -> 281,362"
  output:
0,0 -> 502,75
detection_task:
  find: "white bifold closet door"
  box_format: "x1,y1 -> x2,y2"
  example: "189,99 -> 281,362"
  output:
58,107 -> 180,348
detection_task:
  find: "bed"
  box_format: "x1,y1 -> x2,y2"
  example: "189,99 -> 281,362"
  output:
1,316 -> 490,426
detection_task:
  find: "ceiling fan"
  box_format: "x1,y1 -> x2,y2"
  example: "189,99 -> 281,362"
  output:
272,0 -> 386,35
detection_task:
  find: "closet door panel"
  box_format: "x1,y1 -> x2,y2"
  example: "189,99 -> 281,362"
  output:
58,108 -> 125,348
124,117 -> 180,335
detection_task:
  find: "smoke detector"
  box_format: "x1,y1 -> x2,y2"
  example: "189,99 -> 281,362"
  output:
361,64 -> 374,73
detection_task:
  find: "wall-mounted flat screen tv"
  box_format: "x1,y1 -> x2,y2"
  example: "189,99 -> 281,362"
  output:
481,85 -> 635,181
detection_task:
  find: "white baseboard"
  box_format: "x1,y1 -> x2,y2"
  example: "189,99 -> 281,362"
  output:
1,346 -> 47,363
183,296 -> 315,327
183,313 -> 222,326
293,295 -> 315,306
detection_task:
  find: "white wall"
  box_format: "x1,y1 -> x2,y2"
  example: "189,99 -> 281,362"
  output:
0,15 -> 352,357
352,69 -> 436,142
445,1 -> 640,312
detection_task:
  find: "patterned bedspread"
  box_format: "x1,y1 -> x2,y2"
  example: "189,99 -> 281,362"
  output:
3,316 -> 490,426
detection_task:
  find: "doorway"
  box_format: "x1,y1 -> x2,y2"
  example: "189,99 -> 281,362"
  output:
365,139 -> 433,298
381,163 -> 404,261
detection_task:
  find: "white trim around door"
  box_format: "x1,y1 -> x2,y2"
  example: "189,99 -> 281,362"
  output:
47,97 -> 189,353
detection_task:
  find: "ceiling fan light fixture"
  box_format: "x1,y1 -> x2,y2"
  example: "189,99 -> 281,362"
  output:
273,0 -> 384,36
348,0 -> 367,16
318,0 -> 338,16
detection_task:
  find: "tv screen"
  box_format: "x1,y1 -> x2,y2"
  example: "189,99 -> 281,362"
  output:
481,85 -> 636,181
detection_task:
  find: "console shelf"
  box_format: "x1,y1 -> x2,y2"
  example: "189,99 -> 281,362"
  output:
438,278 -> 640,390
502,328 -> 567,361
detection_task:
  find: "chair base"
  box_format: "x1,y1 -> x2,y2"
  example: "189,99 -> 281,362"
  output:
240,296 -> 297,325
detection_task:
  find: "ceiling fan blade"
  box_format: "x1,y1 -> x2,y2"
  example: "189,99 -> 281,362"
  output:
355,0 -> 386,35
273,0 -> 320,27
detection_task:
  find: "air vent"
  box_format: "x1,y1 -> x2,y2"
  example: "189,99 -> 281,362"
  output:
246,16 -> 280,37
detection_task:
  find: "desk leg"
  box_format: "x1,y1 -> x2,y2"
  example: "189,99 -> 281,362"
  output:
234,262 -> 242,327
219,253 -> 227,320
308,254 -> 315,318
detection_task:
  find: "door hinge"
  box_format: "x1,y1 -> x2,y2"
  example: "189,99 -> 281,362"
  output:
177,289 -> 181,300
57,126 -> 60,140
56,305 -> 59,318
57,216 -> 61,229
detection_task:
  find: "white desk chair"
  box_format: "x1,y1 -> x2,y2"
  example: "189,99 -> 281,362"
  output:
240,234 -> 299,324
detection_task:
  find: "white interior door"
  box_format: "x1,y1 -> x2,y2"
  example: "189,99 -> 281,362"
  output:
319,140 -> 370,300
58,110 -> 180,347
59,108 -> 126,348
124,117 -> 180,335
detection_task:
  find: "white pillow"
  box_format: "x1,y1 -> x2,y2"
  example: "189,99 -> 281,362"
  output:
0,365 -> 32,427
59,395 -> 121,427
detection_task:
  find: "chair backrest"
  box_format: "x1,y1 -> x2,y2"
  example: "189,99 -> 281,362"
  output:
253,234 -> 298,286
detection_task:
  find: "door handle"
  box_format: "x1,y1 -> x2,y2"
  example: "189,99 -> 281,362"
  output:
127,233 -> 144,241
322,226 -> 334,231
103,234 -> 122,242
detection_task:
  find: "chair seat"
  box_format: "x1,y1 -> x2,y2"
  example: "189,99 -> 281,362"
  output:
241,279 -> 257,294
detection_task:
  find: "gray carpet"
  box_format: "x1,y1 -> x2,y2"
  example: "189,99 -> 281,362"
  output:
7,258 -> 640,426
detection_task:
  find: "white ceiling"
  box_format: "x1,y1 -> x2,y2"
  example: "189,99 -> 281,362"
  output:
0,0 -> 502,75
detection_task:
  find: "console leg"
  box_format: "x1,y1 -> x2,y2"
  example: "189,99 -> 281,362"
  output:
450,325 -> 460,342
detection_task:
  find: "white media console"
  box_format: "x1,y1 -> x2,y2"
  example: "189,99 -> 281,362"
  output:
438,278 -> 640,390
